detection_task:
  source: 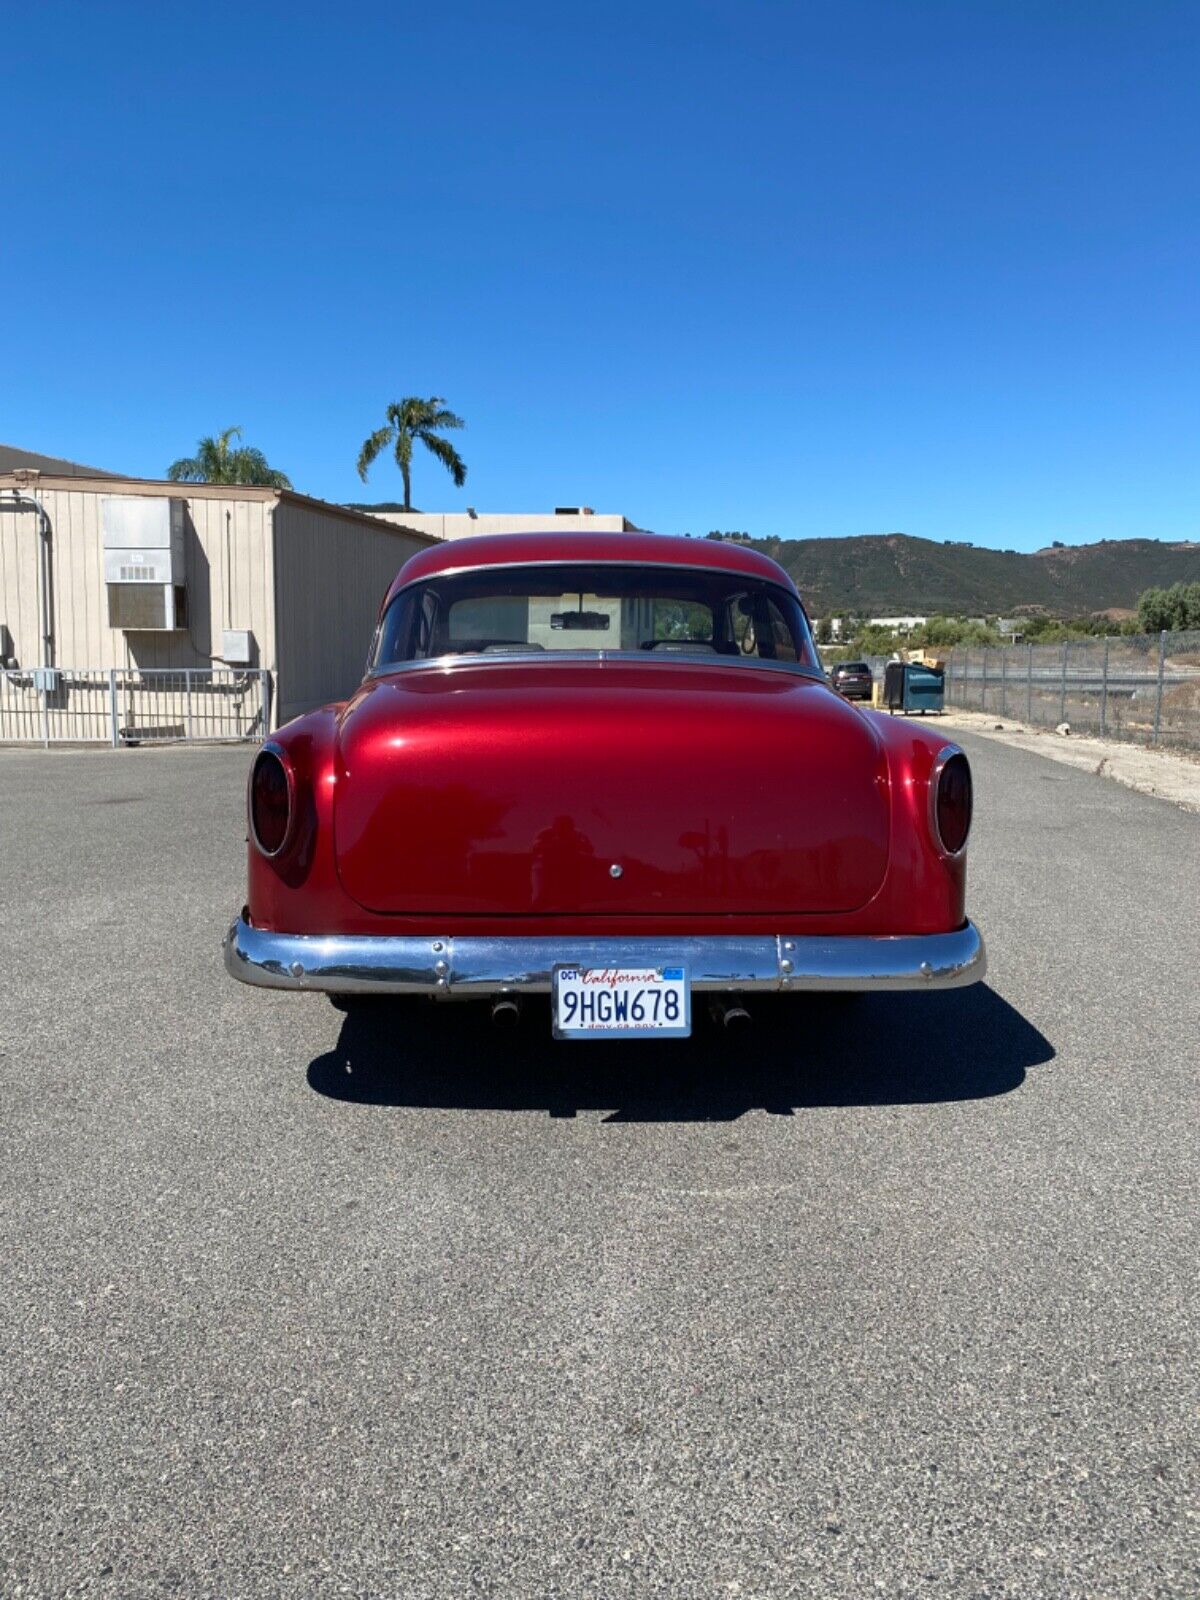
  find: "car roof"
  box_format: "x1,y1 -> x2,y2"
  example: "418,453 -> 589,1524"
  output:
385,530 -> 798,605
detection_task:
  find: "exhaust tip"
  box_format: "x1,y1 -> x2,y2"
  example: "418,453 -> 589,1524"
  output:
709,997 -> 753,1031
491,996 -> 521,1030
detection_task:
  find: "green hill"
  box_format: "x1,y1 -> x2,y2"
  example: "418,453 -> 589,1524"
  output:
747,534 -> 1200,617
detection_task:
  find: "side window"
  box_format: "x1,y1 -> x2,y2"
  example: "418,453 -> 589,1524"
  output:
766,597 -> 799,662
729,594 -> 758,655
651,600 -> 714,644
414,591 -> 437,657
374,592 -> 415,666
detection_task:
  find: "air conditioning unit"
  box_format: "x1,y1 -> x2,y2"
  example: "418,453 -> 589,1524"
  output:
107,583 -> 187,631
102,496 -> 187,630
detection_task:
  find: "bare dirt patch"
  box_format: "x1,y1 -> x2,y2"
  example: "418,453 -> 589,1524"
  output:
924,708 -> 1200,813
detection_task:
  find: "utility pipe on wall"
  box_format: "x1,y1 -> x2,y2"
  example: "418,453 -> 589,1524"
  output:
1,489 -> 54,668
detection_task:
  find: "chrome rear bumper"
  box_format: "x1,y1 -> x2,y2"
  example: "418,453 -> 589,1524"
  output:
223,915 -> 985,996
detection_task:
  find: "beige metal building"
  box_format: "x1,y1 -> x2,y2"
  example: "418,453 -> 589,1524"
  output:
0,471 -> 436,738
359,507 -> 637,541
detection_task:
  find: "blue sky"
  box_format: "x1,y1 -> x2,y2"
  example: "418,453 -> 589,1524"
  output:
3,1 -> 1197,551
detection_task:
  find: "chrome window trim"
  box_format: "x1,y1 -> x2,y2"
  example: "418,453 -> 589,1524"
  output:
364,649 -> 827,684
928,743 -> 972,859
247,741 -> 296,860
367,562 -> 823,682
371,560 -> 825,678
389,555 -> 801,591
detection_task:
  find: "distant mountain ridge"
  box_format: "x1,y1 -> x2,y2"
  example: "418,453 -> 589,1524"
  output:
747,533 -> 1200,617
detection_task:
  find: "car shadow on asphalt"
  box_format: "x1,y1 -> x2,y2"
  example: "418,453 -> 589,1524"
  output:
305,984 -> 1053,1121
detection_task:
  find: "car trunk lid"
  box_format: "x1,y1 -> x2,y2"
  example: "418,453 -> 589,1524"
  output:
333,660 -> 890,916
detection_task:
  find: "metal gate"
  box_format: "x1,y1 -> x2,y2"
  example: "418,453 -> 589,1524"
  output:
0,667 -> 272,746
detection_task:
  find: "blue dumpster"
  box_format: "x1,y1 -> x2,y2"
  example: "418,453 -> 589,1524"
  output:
883,661 -> 945,715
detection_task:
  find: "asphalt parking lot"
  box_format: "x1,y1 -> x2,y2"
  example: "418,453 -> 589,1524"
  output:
1,733 -> 1196,1599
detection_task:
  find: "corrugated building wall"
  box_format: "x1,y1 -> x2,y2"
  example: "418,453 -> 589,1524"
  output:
0,478 -> 277,672
0,475 -> 437,728
272,499 -> 431,723
364,510 -> 635,541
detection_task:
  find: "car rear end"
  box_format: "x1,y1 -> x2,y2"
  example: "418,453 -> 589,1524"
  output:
833,662 -> 874,701
224,536 -> 984,1040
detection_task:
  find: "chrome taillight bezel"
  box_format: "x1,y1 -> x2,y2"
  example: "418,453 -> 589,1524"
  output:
928,744 -> 972,858
248,742 -> 296,859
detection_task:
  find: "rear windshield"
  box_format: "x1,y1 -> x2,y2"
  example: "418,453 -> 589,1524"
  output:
372,563 -> 819,672
839,662 -> 870,673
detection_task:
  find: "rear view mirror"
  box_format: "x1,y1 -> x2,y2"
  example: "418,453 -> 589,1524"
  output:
550,611 -> 611,631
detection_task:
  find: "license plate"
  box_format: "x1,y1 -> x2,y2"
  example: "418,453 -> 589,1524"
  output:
552,965 -> 691,1039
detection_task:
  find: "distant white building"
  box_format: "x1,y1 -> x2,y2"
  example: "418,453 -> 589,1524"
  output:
868,615 -> 927,633
350,506 -> 638,542
810,617 -> 846,640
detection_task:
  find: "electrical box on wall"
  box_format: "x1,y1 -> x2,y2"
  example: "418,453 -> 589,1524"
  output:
222,629 -> 255,665
102,496 -> 187,629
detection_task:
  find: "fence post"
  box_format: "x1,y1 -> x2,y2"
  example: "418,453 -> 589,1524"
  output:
981,649 -> 987,713
1060,641 -> 1068,724
1154,630 -> 1166,745
1100,637 -> 1110,736
108,669 -> 119,748
1026,642 -> 1033,724
185,669 -> 194,742
262,669 -> 273,736
1000,647 -> 1008,718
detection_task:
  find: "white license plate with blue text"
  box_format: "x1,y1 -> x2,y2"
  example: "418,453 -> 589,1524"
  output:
552,965 -> 691,1039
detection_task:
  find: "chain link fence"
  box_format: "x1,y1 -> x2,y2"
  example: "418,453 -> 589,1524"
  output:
0,667 -> 272,746
941,632 -> 1200,751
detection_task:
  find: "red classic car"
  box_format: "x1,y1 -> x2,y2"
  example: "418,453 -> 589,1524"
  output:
224,532 -> 984,1037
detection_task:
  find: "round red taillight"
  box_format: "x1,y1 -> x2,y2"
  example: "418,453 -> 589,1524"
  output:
934,751 -> 972,855
250,749 -> 291,856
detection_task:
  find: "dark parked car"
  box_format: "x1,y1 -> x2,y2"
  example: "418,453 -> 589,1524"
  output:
831,660 -> 874,701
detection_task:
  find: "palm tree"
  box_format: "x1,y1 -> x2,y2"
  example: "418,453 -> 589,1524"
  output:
167,426 -> 291,488
356,397 -> 466,511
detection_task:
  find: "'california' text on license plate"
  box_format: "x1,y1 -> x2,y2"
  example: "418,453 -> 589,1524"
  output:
552,965 -> 691,1039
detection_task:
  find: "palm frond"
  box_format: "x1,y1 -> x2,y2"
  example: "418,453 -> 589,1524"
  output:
419,430 -> 467,488
387,399 -> 425,430
233,446 -> 293,489
357,425 -> 394,482
424,405 -> 465,432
